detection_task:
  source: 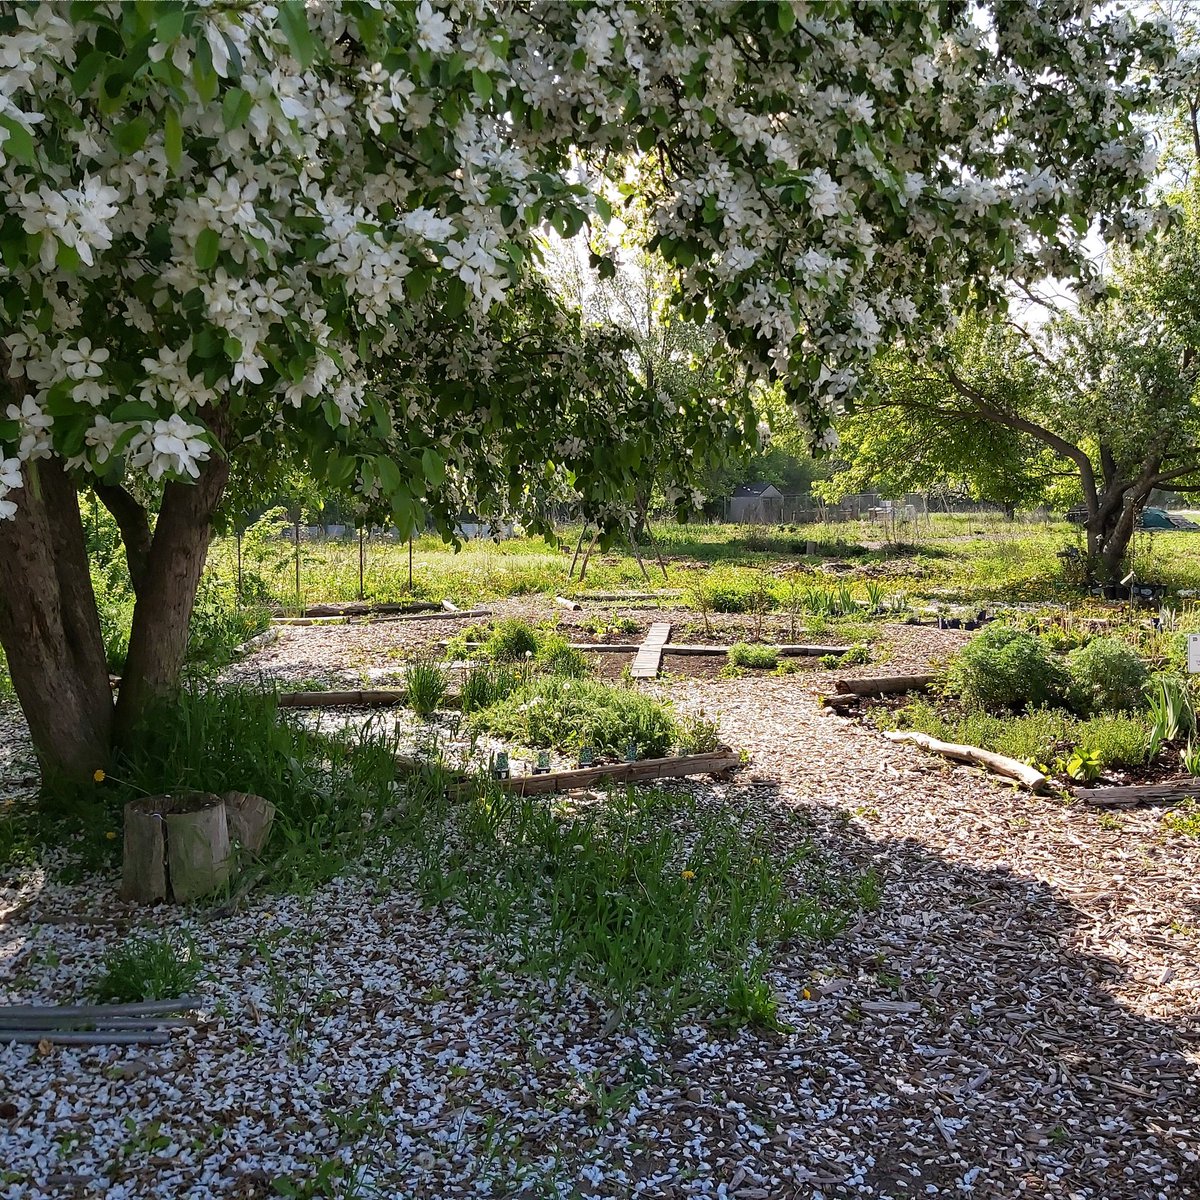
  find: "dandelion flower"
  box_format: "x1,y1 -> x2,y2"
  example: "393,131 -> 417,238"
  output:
93,768 -> 106,783
681,869 -> 695,880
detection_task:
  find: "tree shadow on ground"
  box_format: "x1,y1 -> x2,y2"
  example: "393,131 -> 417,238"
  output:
689,777 -> 1200,1199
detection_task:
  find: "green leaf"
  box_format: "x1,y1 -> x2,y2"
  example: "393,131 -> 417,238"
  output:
108,400 -> 161,423
422,448 -> 445,487
164,104 -> 183,169
195,228 -> 220,270
0,116 -> 35,165
471,68 -> 493,103
222,87 -> 253,131
114,115 -> 152,154
277,0 -> 317,66
375,455 -> 402,495
777,1 -> 796,33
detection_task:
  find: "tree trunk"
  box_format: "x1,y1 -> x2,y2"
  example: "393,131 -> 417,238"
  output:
114,454 -> 229,742
0,459 -> 114,782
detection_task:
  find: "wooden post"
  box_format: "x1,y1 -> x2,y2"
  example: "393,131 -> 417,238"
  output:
235,531 -> 243,602
645,523 -> 670,583
568,526 -> 586,581
293,513 -> 301,608
358,526 -> 365,600
408,535 -> 414,591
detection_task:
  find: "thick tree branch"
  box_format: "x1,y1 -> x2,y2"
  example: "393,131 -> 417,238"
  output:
93,481 -> 153,597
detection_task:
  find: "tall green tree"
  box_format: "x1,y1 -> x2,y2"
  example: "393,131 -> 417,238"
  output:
0,2 -> 1180,778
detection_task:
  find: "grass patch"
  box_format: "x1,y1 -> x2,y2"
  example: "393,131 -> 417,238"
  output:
93,931 -> 201,1003
415,783 -> 879,1027
1163,799 -> 1200,837
470,676 -> 678,759
885,698 -> 1152,771
403,656 -> 447,716
728,642 -> 778,669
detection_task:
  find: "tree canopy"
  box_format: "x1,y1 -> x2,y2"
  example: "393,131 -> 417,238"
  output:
0,1 -> 1188,777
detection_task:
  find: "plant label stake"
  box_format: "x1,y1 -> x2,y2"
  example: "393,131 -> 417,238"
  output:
624,740 -> 638,762
1188,634 -> 1200,675
578,747 -> 594,768
533,752 -> 550,776
491,751 -> 510,780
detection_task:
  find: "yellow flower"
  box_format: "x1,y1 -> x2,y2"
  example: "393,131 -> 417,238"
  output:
681,869 -> 695,881
801,988 -> 812,1001
105,831 -> 117,840
93,769 -> 106,783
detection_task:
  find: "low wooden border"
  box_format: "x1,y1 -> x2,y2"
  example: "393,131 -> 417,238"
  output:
450,747 -> 742,798
1072,780 -> 1200,808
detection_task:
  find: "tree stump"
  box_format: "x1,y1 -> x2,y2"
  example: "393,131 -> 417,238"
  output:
121,793 -> 231,904
223,791 -> 275,855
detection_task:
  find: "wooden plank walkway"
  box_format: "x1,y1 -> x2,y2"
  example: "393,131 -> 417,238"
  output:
629,621 -> 672,679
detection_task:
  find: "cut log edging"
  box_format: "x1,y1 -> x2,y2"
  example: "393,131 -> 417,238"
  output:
1073,780 -> 1200,808
883,730 -> 1050,794
448,747 -> 742,799
275,607 -> 489,627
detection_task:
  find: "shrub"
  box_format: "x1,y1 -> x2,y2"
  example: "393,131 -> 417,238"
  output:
93,932 -> 201,1003
943,624 -> 1068,712
1067,637 -> 1149,714
676,709 -> 722,754
404,657 -> 447,716
484,617 -> 540,661
703,571 -> 757,613
471,676 -> 678,758
1075,714 -> 1152,768
535,633 -> 590,677
728,642 -> 778,669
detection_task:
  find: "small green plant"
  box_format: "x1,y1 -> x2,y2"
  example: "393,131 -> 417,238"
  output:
1163,799 -> 1200,837
484,617 -> 541,661
1147,674 -> 1196,743
404,656 -> 447,716
1062,745 -> 1103,782
460,661 -> 527,714
1182,740 -> 1200,776
470,676 -> 678,758
676,709 -> 721,754
93,932 -> 201,1003
728,642 -> 778,669
534,633 -> 590,678
1066,637 -> 1149,714
943,624 -> 1068,712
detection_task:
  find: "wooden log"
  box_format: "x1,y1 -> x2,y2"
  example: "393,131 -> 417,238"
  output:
164,794 -> 232,903
223,792 -> 275,855
440,640 -> 641,653
554,596 -> 583,611
661,643 -> 849,656
574,590 -> 682,601
369,607 -> 489,624
1072,779 -> 1200,808
277,689 -> 407,708
835,673 -> 936,696
301,601 -> 439,618
819,692 -> 860,711
451,747 -> 741,798
121,794 -> 231,904
883,730 -> 1050,793
121,800 -> 168,903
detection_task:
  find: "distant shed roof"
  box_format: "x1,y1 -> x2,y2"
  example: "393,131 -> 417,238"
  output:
731,482 -> 782,498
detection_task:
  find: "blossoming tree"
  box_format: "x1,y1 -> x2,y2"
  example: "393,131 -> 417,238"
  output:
0,1 -> 1182,779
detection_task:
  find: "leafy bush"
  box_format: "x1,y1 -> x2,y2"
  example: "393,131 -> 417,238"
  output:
471,676 -> 678,758
1067,637 -> 1149,714
186,575 -> 271,672
93,932 -> 201,1003
943,625 -> 1068,712
484,617 -> 541,662
404,657 -> 447,715
534,633 -> 590,677
728,642 -> 778,669
460,662 -> 528,714
676,709 -> 722,754
888,699 -> 1150,770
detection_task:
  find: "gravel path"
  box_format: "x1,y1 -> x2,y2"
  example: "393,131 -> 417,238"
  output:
2,607 -> 1198,1199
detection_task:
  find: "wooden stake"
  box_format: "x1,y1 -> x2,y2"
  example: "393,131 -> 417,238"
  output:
568,527 -> 586,581
358,526 -> 365,600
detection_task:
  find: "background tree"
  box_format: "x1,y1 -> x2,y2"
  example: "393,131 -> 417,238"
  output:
0,2 -> 1181,779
